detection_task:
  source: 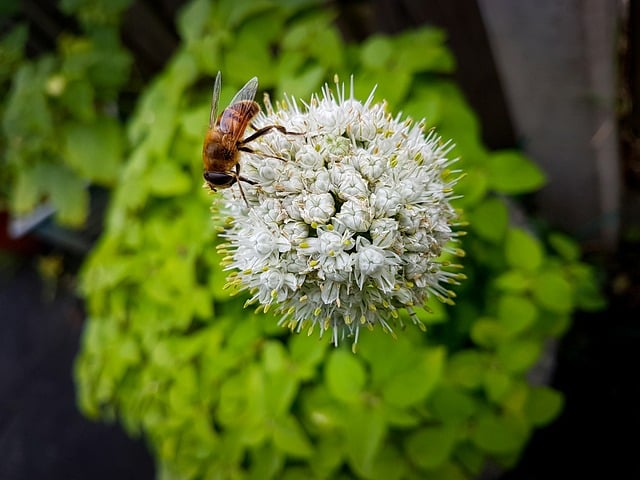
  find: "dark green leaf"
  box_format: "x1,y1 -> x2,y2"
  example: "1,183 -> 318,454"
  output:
548,232 -> 580,261
570,263 -> 606,311
524,387 -> 564,426
0,24 -> 28,83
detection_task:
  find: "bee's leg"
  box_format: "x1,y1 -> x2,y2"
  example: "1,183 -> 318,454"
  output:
239,145 -> 287,162
241,124 -> 303,145
234,163 -> 257,206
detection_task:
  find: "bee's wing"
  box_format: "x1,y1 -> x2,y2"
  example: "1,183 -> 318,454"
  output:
229,76 -> 258,105
209,71 -> 223,128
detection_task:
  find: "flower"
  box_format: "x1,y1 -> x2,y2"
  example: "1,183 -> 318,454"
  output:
214,77 -> 465,351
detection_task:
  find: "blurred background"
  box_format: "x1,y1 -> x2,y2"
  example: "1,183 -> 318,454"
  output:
1,0 -> 637,479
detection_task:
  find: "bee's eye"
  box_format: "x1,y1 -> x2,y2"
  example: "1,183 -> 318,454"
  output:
204,171 -> 236,189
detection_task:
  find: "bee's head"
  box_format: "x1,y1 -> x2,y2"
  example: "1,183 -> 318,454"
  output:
204,171 -> 237,190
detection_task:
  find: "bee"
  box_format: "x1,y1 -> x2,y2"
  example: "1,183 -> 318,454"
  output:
202,72 -> 296,203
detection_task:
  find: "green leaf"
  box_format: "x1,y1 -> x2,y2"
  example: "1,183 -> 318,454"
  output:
468,197 -> 508,243
217,367 -> 267,447
248,443 -> 285,480
524,387 -> 564,426
176,0 -> 211,43
381,347 -> 444,408
369,443 -> 406,480
532,269 -> 574,313
12,166 -> 44,214
453,167 -> 489,208
48,167 -> 89,226
396,28 -> 455,73
483,369 -> 512,403
0,24 -> 28,83
85,36 -> 131,92
497,339 -> 541,373
272,415 -> 313,458
471,413 -> 528,454
277,64 -> 325,100
59,78 -> 95,121
307,433 -> 344,479
289,333 -> 328,380
355,70 -> 412,109
430,386 -> 478,423
446,350 -> 486,389
264,370 -> 299,416
494,270 -> 530,292
3,62 -> 53,140
344,405 -> 386,477
405,425 -> 458,469
168,364 -> 198,411
470,318 -> 506,347
147,162 -> 192,197
486,150 -> 546,194
548,232 -> 580,261
505,228 -> 543,271
325,349 -> 366,404
224,22 -> 275,86
360,35 -> 394,70
497,294 -> 538,336
570,263 -> 606,311
455,444 -> 486,477
402,85 -> 444,127
64,117 -> 123,183
262,341 -> 287,372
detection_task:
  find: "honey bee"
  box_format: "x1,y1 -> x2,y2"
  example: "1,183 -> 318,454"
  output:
202,72 -> 296,202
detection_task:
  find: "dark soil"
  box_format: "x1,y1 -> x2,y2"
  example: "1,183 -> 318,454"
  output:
0,254 -> 155,480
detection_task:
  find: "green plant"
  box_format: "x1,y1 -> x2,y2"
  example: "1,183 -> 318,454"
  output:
75,0 -> 604,478
0,0 -> 131,224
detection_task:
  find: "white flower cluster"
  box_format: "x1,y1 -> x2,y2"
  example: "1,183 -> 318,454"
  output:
215,79 -> 465,349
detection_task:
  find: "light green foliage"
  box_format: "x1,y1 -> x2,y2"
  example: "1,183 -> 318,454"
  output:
0,1 -> 131,223
0,0 -> 599,478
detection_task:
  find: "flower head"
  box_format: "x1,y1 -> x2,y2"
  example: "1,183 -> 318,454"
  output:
215,77 -> 465,350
